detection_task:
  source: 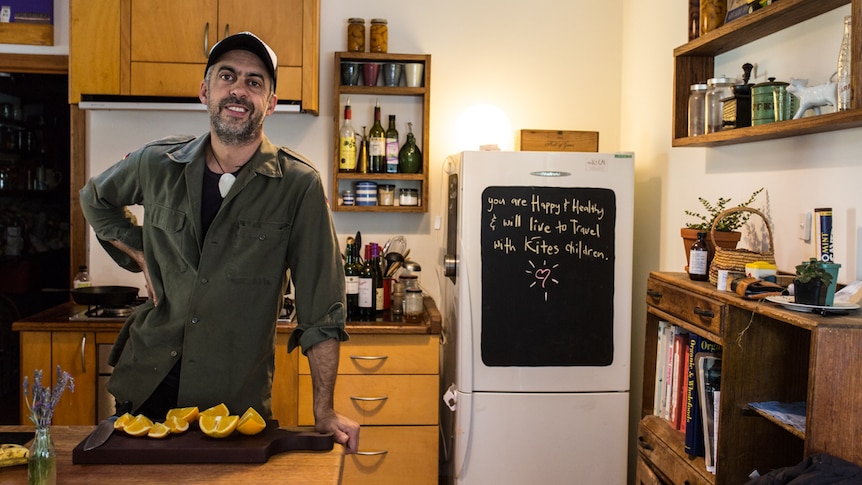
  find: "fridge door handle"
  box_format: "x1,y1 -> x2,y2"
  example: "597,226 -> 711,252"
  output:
443,384 -> 458,411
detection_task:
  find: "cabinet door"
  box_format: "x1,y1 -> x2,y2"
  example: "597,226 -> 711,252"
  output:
131,0 -> 218,63
218,0 -> 303,67
343,426 -> 438,485
19,332 -> 51,424
51,332 -> 98,425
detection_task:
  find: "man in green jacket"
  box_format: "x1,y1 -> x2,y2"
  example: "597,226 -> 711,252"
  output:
79,32 -> 359,453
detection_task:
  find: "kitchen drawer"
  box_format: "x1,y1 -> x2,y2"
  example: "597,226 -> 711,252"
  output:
637,416 -> 712,485
343,425 -> 438,485
298,374 -> 438,425
298,334 -> 438,375
647,277 -> 724,336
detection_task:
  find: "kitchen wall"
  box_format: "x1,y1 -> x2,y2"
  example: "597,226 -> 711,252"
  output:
6,0 -> 861,481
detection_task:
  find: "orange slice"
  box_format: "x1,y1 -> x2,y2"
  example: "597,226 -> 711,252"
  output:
147,422 -> 171,439
199,414 -> 239,438
166,406 -> 199,424
165,415 -> 189,434
113,412 -> 135,430
123,414 -> 154,437
199,403 -> 230,419
237,407 -> 266,436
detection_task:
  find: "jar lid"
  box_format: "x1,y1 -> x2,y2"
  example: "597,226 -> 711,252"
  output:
371,18 -> 387,24
399,188 -> 418,193
690,83 -> 708,91
406,287 -> 422,292
399,275 -> 418,280
348,18 -> 365,22
379,184 -> 395,190
707,75 -> 738,86
753,77 -> 788,88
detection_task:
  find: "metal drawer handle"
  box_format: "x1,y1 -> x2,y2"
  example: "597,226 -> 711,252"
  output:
356,450 -> 389,456
224,24 -> 230,39
646,290 -> 662,298
350,395 -> 389,402
203,23 -> 210,57
637,436 -> 653,451
349,355 -> 389,361
80,334 -> 87,373
693,306 -> 714,318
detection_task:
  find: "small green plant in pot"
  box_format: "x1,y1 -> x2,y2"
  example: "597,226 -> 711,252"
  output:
681,188 -> 764,270
793,258 -> 834,306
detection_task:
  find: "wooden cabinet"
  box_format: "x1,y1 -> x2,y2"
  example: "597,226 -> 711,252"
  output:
298,333 -> 439,484
18,330 -> 115,425
69,0 -> 319,113
331,52 -> 431,213
672,0 -> 862,147
639,272 -> 862,484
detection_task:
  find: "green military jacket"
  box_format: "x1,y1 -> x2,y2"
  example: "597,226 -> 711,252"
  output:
80,133 -> 347,418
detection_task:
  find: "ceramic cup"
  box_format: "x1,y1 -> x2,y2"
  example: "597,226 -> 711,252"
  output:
403,63 -> 424,87
362,62 -> 380,87
340,62 -> 360,86
382,63 -> 403,87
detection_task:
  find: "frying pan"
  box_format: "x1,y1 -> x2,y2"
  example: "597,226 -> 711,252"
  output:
70,286 -> 140,307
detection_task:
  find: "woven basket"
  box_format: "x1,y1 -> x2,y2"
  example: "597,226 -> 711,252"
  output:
708,206 -> 775,285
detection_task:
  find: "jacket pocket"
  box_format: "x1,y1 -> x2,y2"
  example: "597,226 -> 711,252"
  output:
146,204 -> 189,272
228,219 -> 291,285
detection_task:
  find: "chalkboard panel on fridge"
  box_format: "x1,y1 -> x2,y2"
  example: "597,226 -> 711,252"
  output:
480,186 -> 616,367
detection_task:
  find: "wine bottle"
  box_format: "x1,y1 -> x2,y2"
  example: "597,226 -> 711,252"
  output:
357,126 -> 369,173
385,114 -> 399,173
344,238 -> 359,320
371,243 -> 385,315
338,99 -> 357,172
358,244 -> 375,321
368,100 -> 385,173
398,122 -> 422,173
688,231 -> 709,281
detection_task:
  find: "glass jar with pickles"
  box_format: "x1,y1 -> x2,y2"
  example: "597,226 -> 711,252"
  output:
370,19 -> 388,53
347,18 -> 365,52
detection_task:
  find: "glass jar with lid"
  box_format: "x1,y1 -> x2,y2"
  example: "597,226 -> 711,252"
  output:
404,287 -> 423,322
347,18 -> 365,52
687,83 -> 708,137
705,75 -> 737,133
369,19 -> 388,53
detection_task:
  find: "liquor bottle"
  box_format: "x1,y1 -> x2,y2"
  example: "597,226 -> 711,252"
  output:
368,100 -> 385,173
358,244 -> 375,321
837,15 -> 852,111
357,126 -> 369,173
73,265 -> 92,288
371,243 -> 385,315
398,122 -> 422,173
338,99 -> 357,172
688,231 -> 709,281
344,238 -> 359,320
385,114 -> 399,173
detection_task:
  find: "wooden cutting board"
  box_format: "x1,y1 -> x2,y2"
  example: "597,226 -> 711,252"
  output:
72,425 -> 333,464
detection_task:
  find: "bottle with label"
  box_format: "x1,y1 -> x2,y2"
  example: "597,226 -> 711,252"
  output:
385,114 -> 399,173
358,244 -> 375,321
357,126 -> 369,173
367,100 -> 385,173
344,239 -> 359,320
398,122 -> 422,173
371,243 -> 385,315
688,231 -> 709,281
73,265 -> 92,288
837,15 -> 852,111
338,99 -> 357,172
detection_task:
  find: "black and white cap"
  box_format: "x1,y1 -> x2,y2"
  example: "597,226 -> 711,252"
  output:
205,32 -> 278,90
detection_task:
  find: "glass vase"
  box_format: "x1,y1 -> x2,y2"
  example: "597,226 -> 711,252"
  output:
28,427 -> 57,485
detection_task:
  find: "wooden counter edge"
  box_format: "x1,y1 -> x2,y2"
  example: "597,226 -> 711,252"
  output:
0,425 -> 344,484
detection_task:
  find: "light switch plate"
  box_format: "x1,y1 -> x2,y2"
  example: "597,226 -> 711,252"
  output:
799,212 -> 812,242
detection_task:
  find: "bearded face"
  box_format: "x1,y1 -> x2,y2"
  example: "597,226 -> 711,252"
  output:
207,94 -> 267,146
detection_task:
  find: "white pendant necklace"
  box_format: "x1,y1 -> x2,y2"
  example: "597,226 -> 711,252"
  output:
211,149 -> 236,198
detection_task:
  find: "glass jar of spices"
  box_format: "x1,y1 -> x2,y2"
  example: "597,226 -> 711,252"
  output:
404,287 -> 423,322
370,19 -> 388,53
347,18 -> 365,52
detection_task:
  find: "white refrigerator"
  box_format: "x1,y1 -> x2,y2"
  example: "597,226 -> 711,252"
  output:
438,151 -> 634,484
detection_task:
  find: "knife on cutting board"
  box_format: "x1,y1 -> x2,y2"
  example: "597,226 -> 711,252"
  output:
83,401 -> 131,451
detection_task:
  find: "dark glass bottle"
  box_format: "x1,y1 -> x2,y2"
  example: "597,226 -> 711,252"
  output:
358,244 -> 375,321
371,243 -> 385,316
385,114 -> 399,173
688,231 -> 709,281
344,239 -> 359,320
357,126 -> 369,174
398,122 -> 422,173
368,101 -> 385,173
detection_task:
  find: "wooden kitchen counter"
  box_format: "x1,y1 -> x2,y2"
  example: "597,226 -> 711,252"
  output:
0,425 -> 344,484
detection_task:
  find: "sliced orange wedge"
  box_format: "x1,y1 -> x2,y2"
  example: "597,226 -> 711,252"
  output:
166,406 -> 199,424
123,414 -> 154,437
199,403 -> 230,419
199,414 -> 239,438
165,415 -> 189,434
113,412 -> 135,430
237,407 -> 266,436
147,422 -> 171,439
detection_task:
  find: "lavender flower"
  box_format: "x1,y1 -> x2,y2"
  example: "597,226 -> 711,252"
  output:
23,366 -> 75,428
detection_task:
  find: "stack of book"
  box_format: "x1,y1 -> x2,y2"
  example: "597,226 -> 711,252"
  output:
653,322 -> 722,473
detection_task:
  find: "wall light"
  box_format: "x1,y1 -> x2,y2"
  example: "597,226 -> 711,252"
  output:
454,103 -> 513,151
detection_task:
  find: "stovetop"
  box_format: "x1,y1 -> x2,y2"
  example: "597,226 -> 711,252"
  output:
69,298 -> 149,321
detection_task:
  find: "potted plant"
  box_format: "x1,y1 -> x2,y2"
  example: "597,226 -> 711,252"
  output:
793,258 -> 834,306
681,188 -> 764,270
